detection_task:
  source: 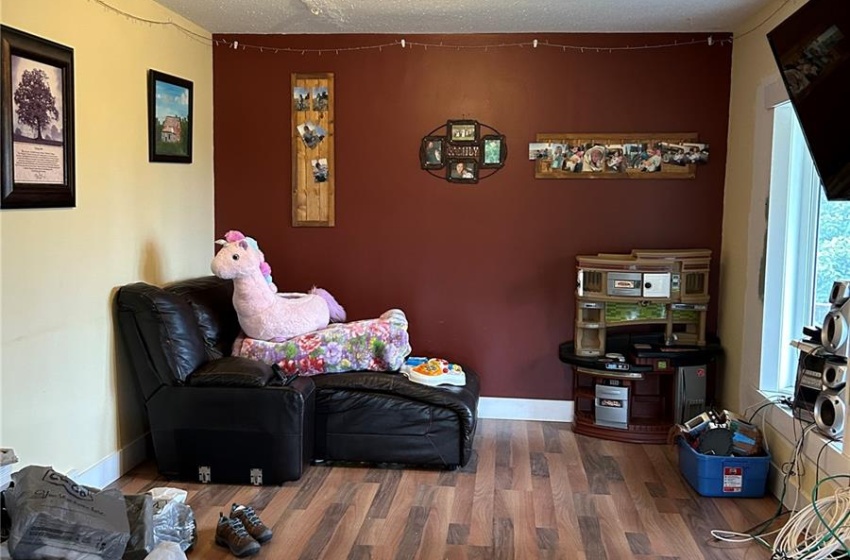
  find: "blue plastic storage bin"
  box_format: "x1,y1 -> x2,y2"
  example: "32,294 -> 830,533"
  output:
677,438 -> 771,498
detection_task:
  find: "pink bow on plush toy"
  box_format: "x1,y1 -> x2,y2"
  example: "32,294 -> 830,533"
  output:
211,230 -> 345,341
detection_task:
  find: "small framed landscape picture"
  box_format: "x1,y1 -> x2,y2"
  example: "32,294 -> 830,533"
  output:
1,25 -> 76,209
148,70 -> 193,163
448,120 -> 478,143
481,135 -> 507,168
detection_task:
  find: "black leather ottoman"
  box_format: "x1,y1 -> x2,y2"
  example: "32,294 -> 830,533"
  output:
311,369 -> 479,468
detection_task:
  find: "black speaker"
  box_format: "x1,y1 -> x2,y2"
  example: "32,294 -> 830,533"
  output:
814,389 -> 845,438
794,351 -> 827,421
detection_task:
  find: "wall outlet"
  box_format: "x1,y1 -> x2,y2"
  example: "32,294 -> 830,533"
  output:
0,448 -> 18,467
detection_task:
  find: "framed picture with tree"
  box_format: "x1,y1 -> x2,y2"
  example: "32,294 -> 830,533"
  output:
1,26 -> 75,209
147,70 -> 193,163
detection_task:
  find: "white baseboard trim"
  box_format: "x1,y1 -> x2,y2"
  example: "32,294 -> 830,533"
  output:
1,401 -> 572,491
769,461 -> 807,511
67,434 -> 149,489
478,397 -> 573,422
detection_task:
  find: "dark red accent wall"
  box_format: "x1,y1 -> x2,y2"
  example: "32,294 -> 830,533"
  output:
213,33 -> 732,400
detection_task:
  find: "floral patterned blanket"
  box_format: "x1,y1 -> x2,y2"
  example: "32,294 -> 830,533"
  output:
232,309 -> 411,376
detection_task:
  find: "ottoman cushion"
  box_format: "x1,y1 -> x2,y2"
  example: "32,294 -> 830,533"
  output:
311,368 -> 480,468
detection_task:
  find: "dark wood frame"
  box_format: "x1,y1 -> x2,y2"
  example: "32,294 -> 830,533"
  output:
147,70 -> 193,164
446,159 -> 478,184
1,26 -> 75,209
448,119 -> 479,143
480,134 -> 507,168
419,136 -> 445,169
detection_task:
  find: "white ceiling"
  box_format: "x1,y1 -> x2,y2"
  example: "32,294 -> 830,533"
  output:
153,0 -> 775,34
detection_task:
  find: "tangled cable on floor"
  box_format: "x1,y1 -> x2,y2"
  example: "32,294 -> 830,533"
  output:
772,476 -> 850,559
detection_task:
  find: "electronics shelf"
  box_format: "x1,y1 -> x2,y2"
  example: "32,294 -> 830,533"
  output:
560,334 -> 721,444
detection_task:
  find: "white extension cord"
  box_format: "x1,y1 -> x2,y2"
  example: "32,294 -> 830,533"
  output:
772,485 -> 850,559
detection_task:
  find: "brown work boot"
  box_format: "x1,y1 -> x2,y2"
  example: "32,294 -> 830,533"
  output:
215,513 -> 261,557
230,503 -> 273,544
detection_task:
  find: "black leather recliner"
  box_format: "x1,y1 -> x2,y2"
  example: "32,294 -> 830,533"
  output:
116,276 -> 479,484
116,277 -> 315,484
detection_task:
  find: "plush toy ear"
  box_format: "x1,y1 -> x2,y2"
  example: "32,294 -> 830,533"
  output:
215,239 -> 227,246
239,240 -> 249,250
225,230 -> 246,242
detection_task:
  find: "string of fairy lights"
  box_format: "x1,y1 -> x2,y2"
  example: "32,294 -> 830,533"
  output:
214,36 -> 724,56
88,0 -> 793,55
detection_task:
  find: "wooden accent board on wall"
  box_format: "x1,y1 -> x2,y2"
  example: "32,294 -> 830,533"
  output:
535,132 -> 700,180
292,73 -> 334,226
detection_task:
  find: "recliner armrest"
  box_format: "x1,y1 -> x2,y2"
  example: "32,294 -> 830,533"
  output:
187,356 -> 275,387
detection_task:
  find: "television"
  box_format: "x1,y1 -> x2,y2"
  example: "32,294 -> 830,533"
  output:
767,0 -> 850,200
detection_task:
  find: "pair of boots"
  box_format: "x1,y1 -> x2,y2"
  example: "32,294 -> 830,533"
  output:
215,503 -> 273,557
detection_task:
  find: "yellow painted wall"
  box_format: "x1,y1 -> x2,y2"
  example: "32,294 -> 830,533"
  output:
719,0 -> 805,413
0,0 -> 213,475
721,0 -> 850,501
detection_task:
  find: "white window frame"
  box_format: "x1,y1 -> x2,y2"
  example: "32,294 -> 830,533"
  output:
760,102 -> 821,393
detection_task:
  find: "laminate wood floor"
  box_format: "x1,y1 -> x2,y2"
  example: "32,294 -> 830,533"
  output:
113,420 -> 780,559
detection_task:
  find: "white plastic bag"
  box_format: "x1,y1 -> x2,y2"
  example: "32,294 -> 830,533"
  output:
143,542 -> 186,560
147,488 -> 187,508
146,488 -> 195,552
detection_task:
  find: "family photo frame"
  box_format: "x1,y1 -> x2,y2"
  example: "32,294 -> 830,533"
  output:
534,132 -> 705,180
419,119 -> 507,183
1,26 -> 75,209
147,70 -> 193,164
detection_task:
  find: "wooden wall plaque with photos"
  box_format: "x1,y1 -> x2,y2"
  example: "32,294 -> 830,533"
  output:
534,132 -> 708,180
292,73 -> 334,226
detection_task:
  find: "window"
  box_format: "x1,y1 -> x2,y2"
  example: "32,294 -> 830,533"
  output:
761,103 -> 850,393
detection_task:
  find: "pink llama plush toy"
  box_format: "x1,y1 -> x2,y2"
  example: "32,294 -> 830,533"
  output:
211,231 -> 345,341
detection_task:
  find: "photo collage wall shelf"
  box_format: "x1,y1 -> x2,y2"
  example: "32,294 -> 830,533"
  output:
292,73 -> 334,227
420,120 -> 507,184
531,133 -> 709,180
